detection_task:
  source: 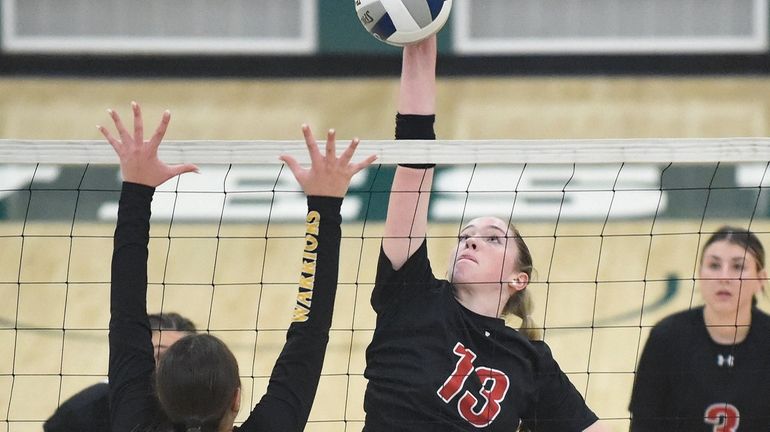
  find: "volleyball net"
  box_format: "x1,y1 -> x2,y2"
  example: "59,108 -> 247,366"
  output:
1,138 -> 769,431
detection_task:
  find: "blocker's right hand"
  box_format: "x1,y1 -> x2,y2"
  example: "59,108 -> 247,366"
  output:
98,101 -> 198,188
279,125 -> 377,198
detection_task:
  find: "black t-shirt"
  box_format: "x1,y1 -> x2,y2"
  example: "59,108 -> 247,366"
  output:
629,306 -> 770,430
109,182 -> 342,432
363,241 -> 598,431
44,383 -> 110,432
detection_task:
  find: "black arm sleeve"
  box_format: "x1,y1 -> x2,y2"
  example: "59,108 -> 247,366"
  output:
108,182 -> 158,432
396,113 -> 436,168
240,196 -> 343,432
395,113 -> 436,140
629,325 -> 673,431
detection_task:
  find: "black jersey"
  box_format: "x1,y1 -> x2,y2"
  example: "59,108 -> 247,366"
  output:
44,383 -> 110,432
363,241 -> 598,431
629,306 -> 770,431
109,182 -> 342,432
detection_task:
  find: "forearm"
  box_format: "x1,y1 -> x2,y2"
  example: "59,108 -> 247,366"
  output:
110,182 -> 153,324
398,37 -> 437,115
289,196 -> 342,330
255,196 -> 343,430
108,182 -> 157,429
383,166 -> 433,270
383,113 -> 436,269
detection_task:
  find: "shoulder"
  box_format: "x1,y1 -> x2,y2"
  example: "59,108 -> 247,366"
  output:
639,308 -> 702,357
752,307 -> 770,328
651,307 -> 702,336
528,339 -> 553,357
59,382 -> 109,408
526,339 -> 560,372
44,383 -> 110,431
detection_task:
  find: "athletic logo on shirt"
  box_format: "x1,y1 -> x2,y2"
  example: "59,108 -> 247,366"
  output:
436,342 -> 510,428
292,210 -> 320,322
704,403 -> 739,432
716,354 -> 735,368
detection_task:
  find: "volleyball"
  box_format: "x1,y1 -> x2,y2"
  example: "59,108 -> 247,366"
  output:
355,0 -> 453,47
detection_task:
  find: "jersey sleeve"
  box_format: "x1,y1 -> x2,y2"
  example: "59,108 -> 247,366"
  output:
108,182 -> 158,432
371,240 -> 437,313
240,196 -> 342,432
521,341 -> 599,432
628,323 -> 674,431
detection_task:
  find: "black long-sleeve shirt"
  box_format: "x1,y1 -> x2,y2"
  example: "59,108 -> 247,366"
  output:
109,182 -> 342,432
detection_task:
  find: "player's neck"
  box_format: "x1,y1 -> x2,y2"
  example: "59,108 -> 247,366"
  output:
703,307 -> 752,345
454,283 -> 508,318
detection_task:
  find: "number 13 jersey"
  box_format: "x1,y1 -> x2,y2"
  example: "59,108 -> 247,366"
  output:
363,241 -> 598,431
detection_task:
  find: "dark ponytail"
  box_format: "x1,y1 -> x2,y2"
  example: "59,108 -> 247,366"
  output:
156,334 -> 240,432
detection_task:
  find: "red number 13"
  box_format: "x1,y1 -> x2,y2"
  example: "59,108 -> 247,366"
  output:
437,342 -> 510,428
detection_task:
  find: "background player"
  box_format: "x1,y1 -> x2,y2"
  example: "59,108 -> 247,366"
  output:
100,102 -> 376,432
629,226 -> 770,430
44,312 -> 195,432
361,35 -> 607,431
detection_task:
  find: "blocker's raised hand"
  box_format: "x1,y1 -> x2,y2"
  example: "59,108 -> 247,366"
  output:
280,125 -> 377,198
98,101 -> 198,187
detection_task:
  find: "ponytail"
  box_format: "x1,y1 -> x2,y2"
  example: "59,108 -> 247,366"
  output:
500,223 -> 541,341
503,288 -> 541,341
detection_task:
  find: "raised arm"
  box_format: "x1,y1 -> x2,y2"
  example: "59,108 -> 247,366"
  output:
383,36 -> 438,271
100,103 -> 197,431
239,126 -> 375,432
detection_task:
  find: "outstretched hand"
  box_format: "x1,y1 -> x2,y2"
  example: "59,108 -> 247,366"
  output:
280,125 -> 377,198
98,102 -> 198,187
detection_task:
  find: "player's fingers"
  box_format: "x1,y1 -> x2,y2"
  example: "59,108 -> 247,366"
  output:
338,137 -> 360,166
149,110 -> 171,150
108,109 -> 132,145
170,163 -> 199,177
132,102 -> 144,147
351,154 -> 378,175
279,155 -> 304,180
325,129 -> 336,161
301,124 -> 322,166
97,125 -> 122,154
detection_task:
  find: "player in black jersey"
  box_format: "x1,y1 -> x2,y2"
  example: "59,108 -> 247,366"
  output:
362,36 -> 607,432
98,102 -> 376,432
630,226 -> 770,431
44,313 -> 195,432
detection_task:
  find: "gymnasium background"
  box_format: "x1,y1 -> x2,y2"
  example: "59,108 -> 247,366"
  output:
1,1 -> 770,431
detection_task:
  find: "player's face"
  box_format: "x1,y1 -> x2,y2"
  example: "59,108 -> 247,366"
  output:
448,217 -> 520,286
699,240 -> 766,316
151,330 -> 189,365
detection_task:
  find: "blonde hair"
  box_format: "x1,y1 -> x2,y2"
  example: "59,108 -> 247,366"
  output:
503,288 -> 541,341
499,223 -> 542,341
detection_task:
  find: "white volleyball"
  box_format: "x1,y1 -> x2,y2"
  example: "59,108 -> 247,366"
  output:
355,0 -> 453,47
